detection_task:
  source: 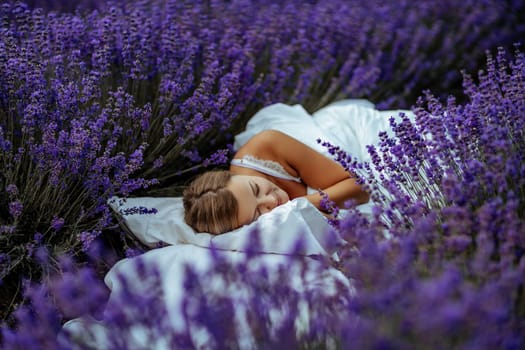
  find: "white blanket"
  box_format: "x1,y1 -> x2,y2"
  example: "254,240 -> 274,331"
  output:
63,244 -> 353,349
235,99 -> 412,163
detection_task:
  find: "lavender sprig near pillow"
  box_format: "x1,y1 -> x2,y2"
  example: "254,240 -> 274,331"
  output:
108,197 -> 211,247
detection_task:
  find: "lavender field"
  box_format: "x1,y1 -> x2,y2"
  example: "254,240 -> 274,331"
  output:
1,0 -> 524,348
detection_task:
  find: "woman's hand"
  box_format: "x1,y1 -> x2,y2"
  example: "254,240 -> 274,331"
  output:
304,178 -> 369,211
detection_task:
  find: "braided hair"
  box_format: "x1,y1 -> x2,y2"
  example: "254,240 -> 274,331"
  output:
183,170 -> 239,234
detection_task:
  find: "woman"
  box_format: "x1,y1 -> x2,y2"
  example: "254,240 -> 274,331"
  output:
183,128 -> 369,234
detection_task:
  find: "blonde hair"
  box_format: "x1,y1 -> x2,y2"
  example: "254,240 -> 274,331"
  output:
183,170 -> 239,234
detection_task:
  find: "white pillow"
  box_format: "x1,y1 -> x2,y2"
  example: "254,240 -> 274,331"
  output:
107,196 -> 342,256
107,196 -> 210,247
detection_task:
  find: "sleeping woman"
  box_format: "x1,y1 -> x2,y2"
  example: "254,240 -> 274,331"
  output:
183,129 -> 369,235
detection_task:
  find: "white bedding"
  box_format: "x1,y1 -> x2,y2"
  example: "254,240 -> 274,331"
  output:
63,244 -> 353,349
235,99 -> 413,163
107,196 -> 342,257
63,100 -> 413,348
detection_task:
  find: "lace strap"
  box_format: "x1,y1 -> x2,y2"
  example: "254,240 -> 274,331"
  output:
231,155 -> 302,183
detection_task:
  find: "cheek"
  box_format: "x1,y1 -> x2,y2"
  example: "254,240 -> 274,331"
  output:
277,187 -> 290,201
263,180 -> 275,193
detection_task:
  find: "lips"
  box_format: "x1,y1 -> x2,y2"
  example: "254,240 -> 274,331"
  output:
272,188 -> 282,206
273,191 -> 280,206
272,187 -> 289,207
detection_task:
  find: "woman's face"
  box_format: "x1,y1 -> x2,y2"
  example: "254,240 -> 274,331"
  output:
227,175 -> 290,227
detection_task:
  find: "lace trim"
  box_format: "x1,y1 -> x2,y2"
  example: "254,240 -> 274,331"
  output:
231,155 -> 302,183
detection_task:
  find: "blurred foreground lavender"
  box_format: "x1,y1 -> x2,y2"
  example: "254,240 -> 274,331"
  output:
2,45 -> 524,350
330,46 -> 525,348
1,0 -> 524,342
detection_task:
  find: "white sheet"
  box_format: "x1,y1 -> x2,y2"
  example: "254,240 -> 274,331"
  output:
235,99 -> 413,163
63,245 -> 353,349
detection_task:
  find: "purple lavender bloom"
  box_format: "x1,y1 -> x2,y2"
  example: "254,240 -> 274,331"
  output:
1,0 -> 525,345
202,149 -> 229,167
50,217 -> 65,231
124,248 -> 143,258
119,206 -> 157,216
8,200 -> 23,218
78,231 -> 101,252
5,184 -> 18,197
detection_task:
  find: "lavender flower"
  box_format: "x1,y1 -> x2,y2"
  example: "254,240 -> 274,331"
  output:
50,217 -> 65,231
5,184 -> 18,197
330,47 -> 525,348
78,231 -> 101,252
8,201 -> 23,218
1,0 -> 525,345
119,206 -> 157,216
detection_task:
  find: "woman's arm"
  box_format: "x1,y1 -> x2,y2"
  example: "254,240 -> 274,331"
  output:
253,130 -> 369,210
304,177 -> 369,210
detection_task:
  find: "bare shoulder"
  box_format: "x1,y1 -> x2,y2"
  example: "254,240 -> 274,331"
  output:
250,130 -> 351,189
248,130 -> 291,145
236,130 -> 293,157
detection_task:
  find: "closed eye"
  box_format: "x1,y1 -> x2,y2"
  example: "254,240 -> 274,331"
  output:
250,182 -> 261,221
249,181 -> 260,196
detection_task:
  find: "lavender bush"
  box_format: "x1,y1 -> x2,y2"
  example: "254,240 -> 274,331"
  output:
1,0 -> 524,341
2,245 -> 352,349
330,46 -> 525,348
2,46 -> 524,349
